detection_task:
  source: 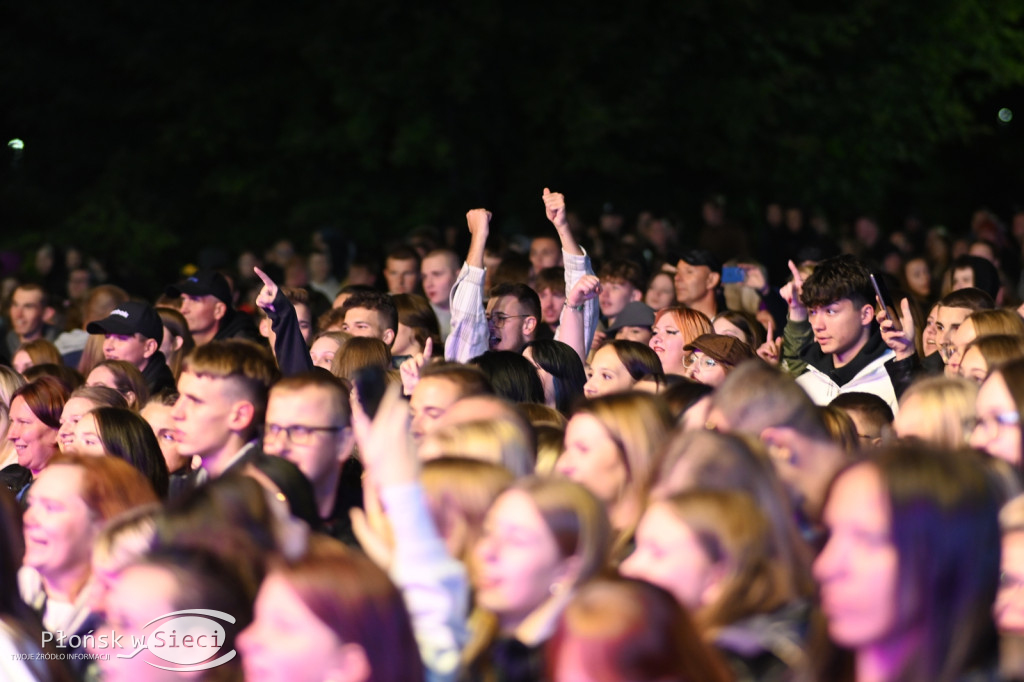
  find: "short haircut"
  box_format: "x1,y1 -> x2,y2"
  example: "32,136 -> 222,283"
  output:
339,291 -> 399,336
800,254 -> 873,309
829,392 -> 894,431
272,371 -> 352,428
939,287 -> 995,313
181,340 -> 280,432
534,267 -> 566,296
488,282 -> 541,321
598,259 -> 646,292
385,245 -> 421,267
711,362 -> 828,442
422,249 -> 459,271
419,362 -> 493,399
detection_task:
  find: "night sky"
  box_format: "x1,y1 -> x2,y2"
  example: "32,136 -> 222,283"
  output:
2,0 -> 1022,293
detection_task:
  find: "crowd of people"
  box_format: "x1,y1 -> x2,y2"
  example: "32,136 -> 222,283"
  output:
1,191 -> 1024,682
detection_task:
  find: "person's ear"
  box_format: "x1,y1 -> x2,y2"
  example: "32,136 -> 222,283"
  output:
213,301 -> 228,321
523,316 -> 538,338
859,303 -> 875,326
42,305 -> 57,325
142,337 -> 159,359
707,271 -> 721,290
700,560 -> 732,608
760,426 -> 800,469
383,328 -> 396,347
325,642 -> 371,682
630,288 -> 643,303
228,400 -> 256,432
258,317 -> 273,339
172,335 -> 184,352
335,426 -> 355,463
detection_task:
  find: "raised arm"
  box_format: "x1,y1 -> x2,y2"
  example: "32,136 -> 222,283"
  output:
254,266 -> 314,376
546,188 -> 598,353
444,209 -> 492,362
351,384 -> 468,682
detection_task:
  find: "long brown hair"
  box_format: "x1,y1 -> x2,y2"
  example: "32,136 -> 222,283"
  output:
547,577 -> 732,682
279,546 -> 425,682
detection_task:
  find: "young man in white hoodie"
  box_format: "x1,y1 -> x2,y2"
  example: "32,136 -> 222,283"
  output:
789,255 -> 897,412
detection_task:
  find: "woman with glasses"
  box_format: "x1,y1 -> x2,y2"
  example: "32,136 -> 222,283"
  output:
683,334 -> 756,387
971,357 -> 1024,467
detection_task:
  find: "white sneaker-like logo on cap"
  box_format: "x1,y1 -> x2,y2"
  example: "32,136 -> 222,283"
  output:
111,309 -> 129,318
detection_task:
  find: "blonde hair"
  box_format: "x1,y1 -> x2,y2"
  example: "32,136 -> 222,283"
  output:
970,308 -> 1024,338
420,457 -> 513,565
420,418 -> 534,477
462,477 -> 611,675
93,504 -> 161,575
661,490 -> 796,634
330,337 -> 391,382
898,377 -> 978,448
572,392 -> 672,558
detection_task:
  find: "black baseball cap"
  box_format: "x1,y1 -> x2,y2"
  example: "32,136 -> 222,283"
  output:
165,270 -> 232,306
87,301 -> 164,341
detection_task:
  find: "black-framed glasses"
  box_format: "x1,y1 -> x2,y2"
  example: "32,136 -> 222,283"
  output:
265,424 -> 343,445
486,313 -> 527,328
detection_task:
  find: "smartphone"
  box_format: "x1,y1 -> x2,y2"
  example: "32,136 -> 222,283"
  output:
721,266 -> 745,284
870,273 -> 903,332
352,365 -> 388,419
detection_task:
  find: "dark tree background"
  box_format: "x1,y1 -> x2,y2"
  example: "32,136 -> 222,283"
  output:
2,0 -> 1023,293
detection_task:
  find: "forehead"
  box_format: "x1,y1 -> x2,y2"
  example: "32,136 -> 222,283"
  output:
386,257 -> 418,271
422,254 -> 455,272
979,372 -> 1014,409
489,489 -> 546,530
141,402 -> 173,426
937,305 -> 972,325
531,237 -> 559,251
13,288 -> 43,304
486,295 -> 524,315
268,386 -> 335,419
33,464 -> 85,496
413,377 -> 462,407
825,463 -> 889,526
64,397 -> 96,416
293,302 -> 313,323
344,307 -> 382,326
592,345 -> 626,370
677,262 -> 709,275
178,371 -> 232,399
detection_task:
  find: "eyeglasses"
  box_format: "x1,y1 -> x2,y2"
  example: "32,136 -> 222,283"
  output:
265,423 -> 343,445
969,411 -> 1021,439
1000,571 -> 1024,593
683,354 -> 719,370
486,313 -> 527,328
